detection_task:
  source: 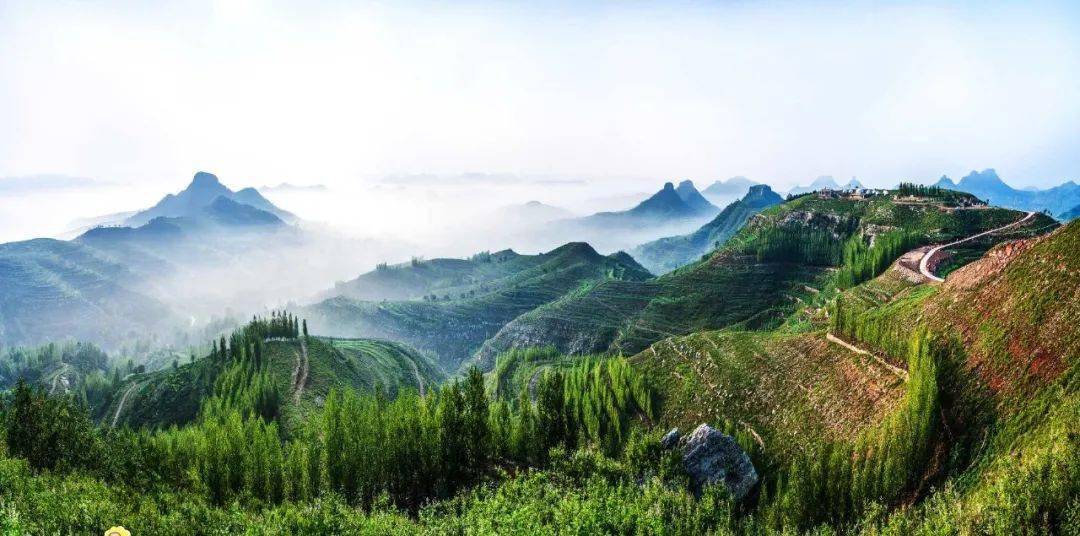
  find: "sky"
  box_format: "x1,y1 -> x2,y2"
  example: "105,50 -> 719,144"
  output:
1,0 -> 1079,240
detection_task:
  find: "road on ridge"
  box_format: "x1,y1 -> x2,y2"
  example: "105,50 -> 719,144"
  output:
918,211 -> 1035,282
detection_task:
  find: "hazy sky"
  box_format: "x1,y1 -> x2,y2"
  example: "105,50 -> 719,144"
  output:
2,0 -> 1079,195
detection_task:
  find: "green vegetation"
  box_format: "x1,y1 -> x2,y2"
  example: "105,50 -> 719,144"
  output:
483,193 -> 1040,366
307,242 -> 651,370
0,197 -> 1073,534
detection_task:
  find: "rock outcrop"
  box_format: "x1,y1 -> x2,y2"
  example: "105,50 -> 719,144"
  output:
670,423 -> 758,500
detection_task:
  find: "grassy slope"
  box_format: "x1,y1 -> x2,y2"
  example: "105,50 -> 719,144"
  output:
478,193 -> 1041,370
106,336 -> 443,430
305,242 -> 652,371
819,220 -> 1078,531
634,330 -> 905,456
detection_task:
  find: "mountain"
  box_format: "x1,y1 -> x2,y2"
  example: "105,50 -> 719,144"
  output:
587,181 -> 716,224
787,175 -> 841,195
842,178 -> 863,189
475,190 -> 1052,369
304,242 -> 652,370
701,176 -> 759,199
201,196 -> 285,227
323,249 -> 527,302
930,169 -> 1080,217
674,180 -> 717,213
125,171 -> 297,226
1059,204 -> 1080,221
630,185 -> 783,273
0,173 -> 303,349
536,182 -> 723,253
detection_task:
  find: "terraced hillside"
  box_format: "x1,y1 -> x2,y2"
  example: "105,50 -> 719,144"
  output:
105,334 -> 443,430
325,248 -> 563,302
0,238 -> 174,348
834,218 -> 1078,405
478,190 -> 1049,368
634,330 -> 906,455
304,242 -> 651,370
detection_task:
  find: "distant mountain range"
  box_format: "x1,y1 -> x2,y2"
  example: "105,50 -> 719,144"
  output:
701,176 -> 760,203
930,169 -> 1080,219
578,180 -> 717,226
0,172 -> 299,349
630,185 -> 783,273
125,171 -> 297,226
787,176 -> 863,196
535,181 -> 720,253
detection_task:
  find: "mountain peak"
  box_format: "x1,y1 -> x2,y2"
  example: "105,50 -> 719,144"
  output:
662,181 -> 675,191
959,168 -> 1008,188
674,180 -> 718,214
741,184 -> 784,209
190,171 -> 222,188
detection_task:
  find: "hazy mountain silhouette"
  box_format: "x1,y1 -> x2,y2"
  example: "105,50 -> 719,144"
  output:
930,169 -> 1080,217
125,171 -> 296,226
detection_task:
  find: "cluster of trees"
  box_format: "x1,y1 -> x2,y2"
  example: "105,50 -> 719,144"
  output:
0,335 -> 653,514
896,182 -> 947,198
746,225 -> 848,266
762,328 -> 942,530
833,230 -> 922,289
831,292 -> 918,359
0,341 -> 108,387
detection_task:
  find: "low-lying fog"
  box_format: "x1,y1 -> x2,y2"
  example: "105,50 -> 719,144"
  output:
1,173 -> 716,335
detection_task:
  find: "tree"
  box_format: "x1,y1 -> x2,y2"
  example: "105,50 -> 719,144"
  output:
462,367 -> 489,471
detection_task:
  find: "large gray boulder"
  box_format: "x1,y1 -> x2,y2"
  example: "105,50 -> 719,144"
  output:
679,423 -> 758,500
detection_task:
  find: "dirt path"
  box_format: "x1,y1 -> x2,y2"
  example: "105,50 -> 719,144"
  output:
918,211 -> 1035,282
408,358 -> 426,397
827,333 -> 909,380
111,382 -> 140,428
526,367 -> 545,402
49,364 -> 70,395
292,337 -> 310,404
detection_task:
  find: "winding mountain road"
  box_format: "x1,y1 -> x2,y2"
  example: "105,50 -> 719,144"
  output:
918,211 -> 1035,282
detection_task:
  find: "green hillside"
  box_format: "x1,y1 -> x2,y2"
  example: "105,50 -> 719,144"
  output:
304,242 -> 652,370
478,190 -> 1051,369
0,189 -> 1073,535
325,248 -> 541,302
0,239 -> 175,348
105,323 -> 444,430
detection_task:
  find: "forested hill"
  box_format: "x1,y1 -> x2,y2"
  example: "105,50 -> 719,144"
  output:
303,242 -> 652,371
475,187 -> 1055,368
104,313 -> 443,430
